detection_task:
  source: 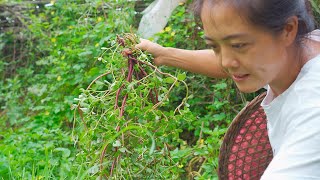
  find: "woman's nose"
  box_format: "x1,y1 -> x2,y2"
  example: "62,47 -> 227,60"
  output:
220,49 -> 239,69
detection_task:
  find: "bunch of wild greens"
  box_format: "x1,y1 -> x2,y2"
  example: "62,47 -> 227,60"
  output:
73,33 -> 194,179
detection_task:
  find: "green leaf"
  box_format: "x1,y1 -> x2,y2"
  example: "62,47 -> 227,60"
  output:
112,140 -> 121,147
164,77 -> 175,84
177,73 -> 186,81
87,67 -> 100,77
54,147 -> 71,158
78,51 -> 92,57
213,113 -> 226,121
213,82 -> 227,90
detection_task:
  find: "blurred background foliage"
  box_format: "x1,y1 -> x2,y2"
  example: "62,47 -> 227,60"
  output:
0,0 -> 319,179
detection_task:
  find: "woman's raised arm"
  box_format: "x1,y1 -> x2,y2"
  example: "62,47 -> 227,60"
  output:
136,39 -> 228,78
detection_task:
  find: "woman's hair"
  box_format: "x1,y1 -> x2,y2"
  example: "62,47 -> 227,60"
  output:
193,0 -> 315,42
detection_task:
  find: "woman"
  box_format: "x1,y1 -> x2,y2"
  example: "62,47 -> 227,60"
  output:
137,0 -> 320,179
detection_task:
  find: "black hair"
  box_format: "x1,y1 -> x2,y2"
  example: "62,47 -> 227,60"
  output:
193,0 -> 315,42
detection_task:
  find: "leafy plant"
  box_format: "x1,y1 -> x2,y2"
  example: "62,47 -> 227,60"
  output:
72,33 -> 193,178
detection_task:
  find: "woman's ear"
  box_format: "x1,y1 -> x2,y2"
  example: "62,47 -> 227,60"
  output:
281,16 -> 299,46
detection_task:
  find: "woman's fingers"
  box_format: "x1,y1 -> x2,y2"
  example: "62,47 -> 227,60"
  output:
135,38 -> 150,50
136,39 -> 164,56
135,38 -> 167,65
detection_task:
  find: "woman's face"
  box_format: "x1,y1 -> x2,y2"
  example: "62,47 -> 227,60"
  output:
201,1 -> 294,93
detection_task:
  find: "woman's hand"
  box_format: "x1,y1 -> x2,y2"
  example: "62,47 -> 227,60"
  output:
135,39 -> 168,65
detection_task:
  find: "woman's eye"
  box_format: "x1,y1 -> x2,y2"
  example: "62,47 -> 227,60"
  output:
231,43 -> 247,49
209,44 -> 220,52
211,45 -> 218,49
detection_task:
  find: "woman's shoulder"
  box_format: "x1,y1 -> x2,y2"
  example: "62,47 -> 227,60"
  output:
290,58 -> 320,109
303,30 -> 320,64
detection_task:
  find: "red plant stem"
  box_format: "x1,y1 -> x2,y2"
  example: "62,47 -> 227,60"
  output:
108,54 -> 136,177
119,94 -> 128,117
100,142 -> 108,174
128,55 -> 138,64
127,60 -> 134,82
149,90 -> 156,104
114,57 -> 135,110
114,84 -> 125,110
116,125 -> 120,131
117,35 -> 125,46
138,71 -> 144,79
110,158 -> 117,177
110,154 -> 122,177
138,65 -> 148,77
106,40 -> 158,177
77,106 -> 88,130
154,87 -> 159,103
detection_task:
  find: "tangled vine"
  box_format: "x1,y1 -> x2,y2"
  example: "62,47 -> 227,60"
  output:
72,33 -> 191,178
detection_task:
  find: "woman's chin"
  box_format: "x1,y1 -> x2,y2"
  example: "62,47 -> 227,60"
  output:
236,84 -> 262,93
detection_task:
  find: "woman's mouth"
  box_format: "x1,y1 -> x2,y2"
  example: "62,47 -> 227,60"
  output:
232,74 -> 250,82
